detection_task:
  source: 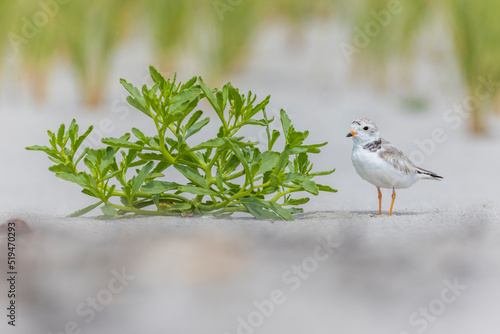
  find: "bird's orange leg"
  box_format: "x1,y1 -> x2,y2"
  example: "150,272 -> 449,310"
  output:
388,188 -> 396,216
371,187 -> 382,217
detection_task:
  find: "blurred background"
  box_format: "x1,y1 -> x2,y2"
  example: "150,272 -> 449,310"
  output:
1,0 -> 500,133
1,1 -> 500,333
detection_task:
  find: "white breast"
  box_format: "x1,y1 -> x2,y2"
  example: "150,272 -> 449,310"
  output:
351,145 -> 419,189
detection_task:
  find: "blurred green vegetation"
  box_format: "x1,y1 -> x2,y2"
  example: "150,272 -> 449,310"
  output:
0,0 -> 334,106
352,0 -> 500,133
0,0 -> 499,133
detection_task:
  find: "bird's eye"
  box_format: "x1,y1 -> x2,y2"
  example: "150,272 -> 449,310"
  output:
363,126 -> 369,131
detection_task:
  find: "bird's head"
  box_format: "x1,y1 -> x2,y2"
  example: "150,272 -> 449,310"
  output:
346,118 -> 380,144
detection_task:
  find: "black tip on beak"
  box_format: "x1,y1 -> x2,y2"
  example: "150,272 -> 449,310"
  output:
346,132 -> 353,137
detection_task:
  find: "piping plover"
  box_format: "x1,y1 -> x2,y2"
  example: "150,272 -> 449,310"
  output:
347,118 -> 443,216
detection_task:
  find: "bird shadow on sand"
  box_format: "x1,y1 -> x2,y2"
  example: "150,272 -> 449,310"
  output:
349,210 -> 423,217
295,210 -> 426,220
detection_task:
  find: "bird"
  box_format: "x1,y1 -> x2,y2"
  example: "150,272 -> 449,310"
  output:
346,118 -> 443,216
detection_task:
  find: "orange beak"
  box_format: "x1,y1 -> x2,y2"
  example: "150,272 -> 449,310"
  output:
346,130 -> 357,137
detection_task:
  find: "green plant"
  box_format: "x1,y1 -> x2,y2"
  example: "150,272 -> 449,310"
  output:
26,66 -> 336,220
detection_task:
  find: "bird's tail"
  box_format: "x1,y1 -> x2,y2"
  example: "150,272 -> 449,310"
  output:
416,167 -> 443,180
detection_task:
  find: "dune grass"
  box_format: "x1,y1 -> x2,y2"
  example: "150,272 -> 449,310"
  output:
352,0 -> 500,133
0,0 -> 498,133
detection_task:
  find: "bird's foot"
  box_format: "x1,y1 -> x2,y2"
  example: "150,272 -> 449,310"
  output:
370,213 -> 382,217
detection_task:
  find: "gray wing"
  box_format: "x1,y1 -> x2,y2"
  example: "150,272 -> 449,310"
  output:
379,139 -> 443,179
378,138 -> 418,174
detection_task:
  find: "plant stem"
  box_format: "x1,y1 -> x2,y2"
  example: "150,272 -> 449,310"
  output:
109,203 -> 180,216
224,170 -> 245,181
110,188 -> 191,203
153,118 -> 175,164
270,188 -> 296,202
262,107 -> 272,151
